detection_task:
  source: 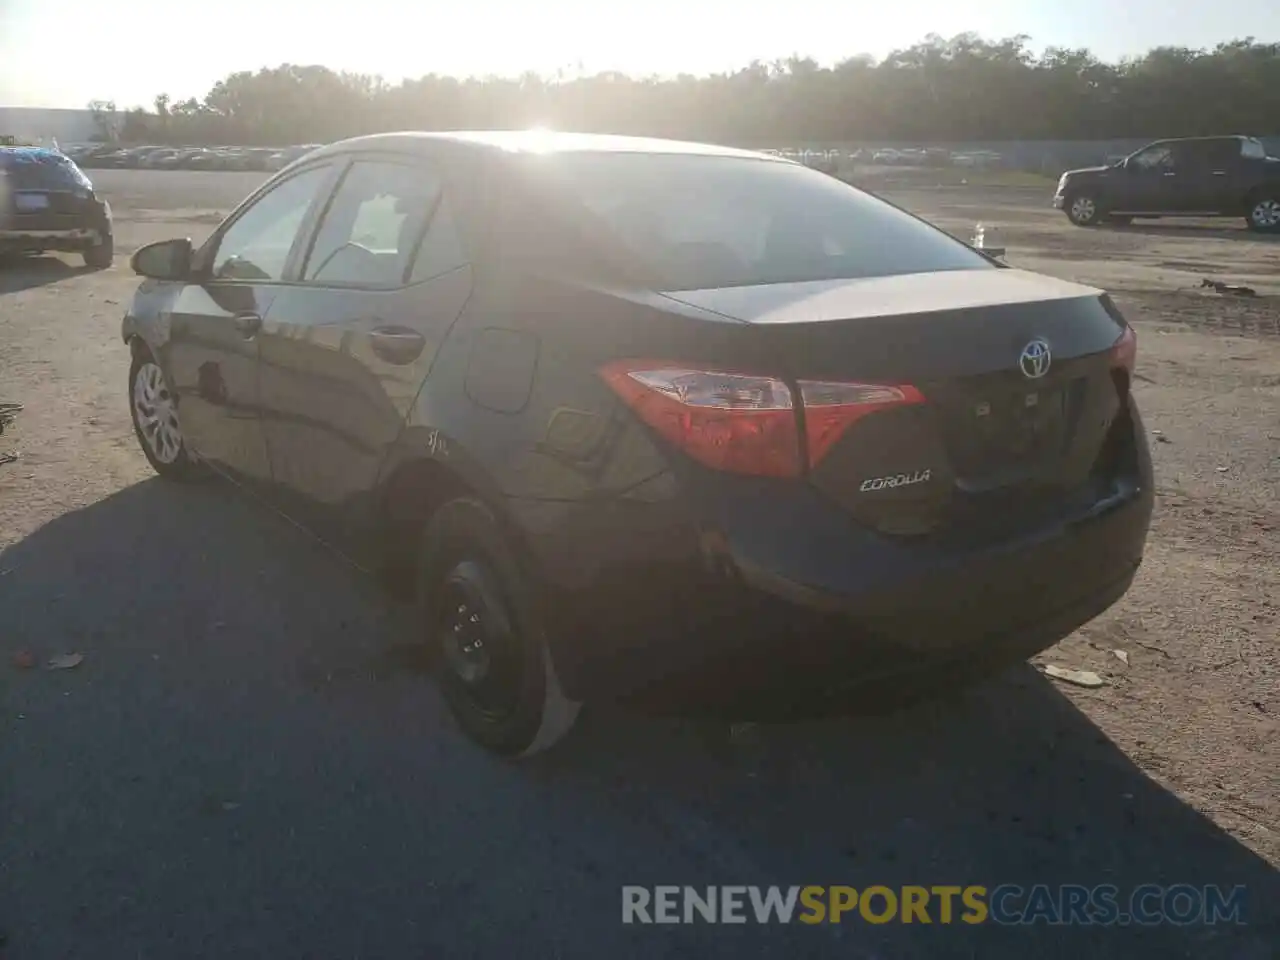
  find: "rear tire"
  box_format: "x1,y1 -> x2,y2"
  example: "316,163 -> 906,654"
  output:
83,232 -> 114,269
1065,193 -> 1101,226
417,497 -> 580,757
1245,194 -> 1280,233
129,347 -> 199,480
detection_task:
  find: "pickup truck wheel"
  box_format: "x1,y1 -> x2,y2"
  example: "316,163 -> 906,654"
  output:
1066,193 -> 1101,226
1246,196 -> 1280,233
417,497 -> 581,757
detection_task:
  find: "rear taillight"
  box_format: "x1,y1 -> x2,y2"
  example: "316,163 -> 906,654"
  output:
599,362 -> 801,477
1111,325 -> 1137,374
600,360 -> 923,477
798,380 -> 925,467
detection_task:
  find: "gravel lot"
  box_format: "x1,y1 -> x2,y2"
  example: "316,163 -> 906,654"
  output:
1,169 -> 1277,959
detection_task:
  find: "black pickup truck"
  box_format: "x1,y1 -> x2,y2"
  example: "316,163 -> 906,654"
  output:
1054,135 -> 1280,232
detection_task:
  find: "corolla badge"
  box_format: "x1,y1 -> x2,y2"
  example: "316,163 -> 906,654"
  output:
1019,339 -> 1052,379
859,469 -> 931,492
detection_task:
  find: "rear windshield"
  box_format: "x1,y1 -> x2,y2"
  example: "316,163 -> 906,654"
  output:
530,153 -> 990,290
0,150 -> 92,190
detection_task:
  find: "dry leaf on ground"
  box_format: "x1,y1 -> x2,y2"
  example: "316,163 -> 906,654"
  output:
1043,664 -> 1107,688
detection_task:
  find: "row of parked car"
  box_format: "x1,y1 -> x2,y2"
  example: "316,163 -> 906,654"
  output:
62,143 -> 322,172
55,141 -> 1009,176
773,147 -> 1007,173
868,148 -> 1006,168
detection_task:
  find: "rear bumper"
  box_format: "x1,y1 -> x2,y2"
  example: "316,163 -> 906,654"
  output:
1,203 -> 110,252
1052,193 -> 1066,209
523,402 -> 1154,704
0,227 -> 102,252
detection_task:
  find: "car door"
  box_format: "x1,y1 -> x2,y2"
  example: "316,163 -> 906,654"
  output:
1169,139 -> 1230,213
1116,142 -> 1180,213
164,163 -> 336,485
255,154 -> 474,549
1200,138 -> 1249,213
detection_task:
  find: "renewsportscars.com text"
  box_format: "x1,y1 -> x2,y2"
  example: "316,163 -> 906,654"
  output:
621,884 -> 1247,926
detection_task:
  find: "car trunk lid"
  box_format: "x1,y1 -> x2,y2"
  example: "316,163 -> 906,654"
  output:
663,269 -> 1131,538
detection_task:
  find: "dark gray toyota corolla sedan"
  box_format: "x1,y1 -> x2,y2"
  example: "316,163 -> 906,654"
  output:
122,131 -> 1153,756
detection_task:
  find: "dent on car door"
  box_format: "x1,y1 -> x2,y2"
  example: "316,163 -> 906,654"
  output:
164,163 -> 334,483
256,157 -> 474,543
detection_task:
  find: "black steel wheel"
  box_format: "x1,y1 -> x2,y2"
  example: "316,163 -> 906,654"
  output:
417,497 -> 580,756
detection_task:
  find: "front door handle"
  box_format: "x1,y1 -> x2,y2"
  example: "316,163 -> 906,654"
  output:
233,312 -> 262,337
369,324 -> 427,364
1162,172 -> 1177,177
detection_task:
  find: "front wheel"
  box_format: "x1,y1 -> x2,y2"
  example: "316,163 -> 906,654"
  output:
1246,195 -> 1280,233
417,497 -> 580,757
1065,193 -> 1101,226
83,233 -> 114,269
129,349 -> 198,480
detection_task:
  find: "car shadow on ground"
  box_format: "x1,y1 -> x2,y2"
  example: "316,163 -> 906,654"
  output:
1,478 -> 1276,960
0,255 -> 94,293
1110,221 -> 1280,242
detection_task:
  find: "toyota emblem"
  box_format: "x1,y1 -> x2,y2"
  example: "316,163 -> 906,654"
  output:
1019,339 -> 1052,379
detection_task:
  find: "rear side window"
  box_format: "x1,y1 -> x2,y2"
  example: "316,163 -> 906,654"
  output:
304,159 -> 443,287
1181,140 -> 1237,169
530,153 -> 990,290
408,195 -> 468,283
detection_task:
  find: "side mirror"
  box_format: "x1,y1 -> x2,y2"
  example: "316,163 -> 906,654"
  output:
130,238 -> 193,280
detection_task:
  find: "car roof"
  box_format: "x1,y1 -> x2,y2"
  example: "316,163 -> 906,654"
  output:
1158,135 -> 1252,144
0,146 -> 68,159
306,130 -> 789,164
0,146 -> 74,167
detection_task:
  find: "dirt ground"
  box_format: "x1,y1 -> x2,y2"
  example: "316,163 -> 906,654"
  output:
0,169 -> 1276,959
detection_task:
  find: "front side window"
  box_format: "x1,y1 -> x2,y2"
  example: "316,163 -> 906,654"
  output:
1130,144 -> 1176,172
529,152 -> 992,291
303,160 -> 443,286
210,165 -> 330,281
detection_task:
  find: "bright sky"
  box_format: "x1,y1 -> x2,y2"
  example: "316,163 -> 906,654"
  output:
2,0 -> 1278,108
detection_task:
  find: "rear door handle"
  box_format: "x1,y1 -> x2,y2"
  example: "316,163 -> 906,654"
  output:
369,324 -> 427,364
1162,172 -> 1176,177
233,312 -> 262,337
1211,171 -> 1227,176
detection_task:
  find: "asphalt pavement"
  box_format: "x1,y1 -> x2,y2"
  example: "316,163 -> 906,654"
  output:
3,479 -> 1276,958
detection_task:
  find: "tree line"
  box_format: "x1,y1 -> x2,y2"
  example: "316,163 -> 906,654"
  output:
105,34 -> 1280,147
